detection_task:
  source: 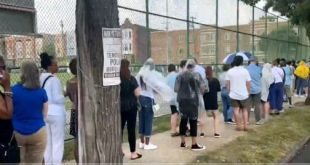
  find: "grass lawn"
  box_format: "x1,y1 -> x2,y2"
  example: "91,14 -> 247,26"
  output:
64,114 -> 171,161
196,107 -> 310,163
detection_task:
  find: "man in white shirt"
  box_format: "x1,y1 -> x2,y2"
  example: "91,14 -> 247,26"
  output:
226,56 -> 251,131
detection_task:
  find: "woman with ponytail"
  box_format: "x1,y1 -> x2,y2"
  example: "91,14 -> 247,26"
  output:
39,52 -> 65,164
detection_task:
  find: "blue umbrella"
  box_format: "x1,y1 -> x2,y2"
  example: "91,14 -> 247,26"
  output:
223,52 -> 249,64
237,51 -> 253,59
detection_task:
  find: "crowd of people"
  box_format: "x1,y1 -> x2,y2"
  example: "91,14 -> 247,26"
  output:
0,53 -> 78,164
120,56 -> 310,158
0,52 -> 309,163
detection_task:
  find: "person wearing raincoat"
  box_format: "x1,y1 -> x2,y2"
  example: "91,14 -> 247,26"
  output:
294,60 -> 310,97
174,59 -> 207,151
136,58 -> 173,150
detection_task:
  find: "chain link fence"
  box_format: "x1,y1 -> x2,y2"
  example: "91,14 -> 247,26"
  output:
0,0 -> 310,141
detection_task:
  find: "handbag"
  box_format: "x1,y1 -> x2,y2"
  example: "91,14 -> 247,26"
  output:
0,133 -> 20,163
152,99 -> 160,113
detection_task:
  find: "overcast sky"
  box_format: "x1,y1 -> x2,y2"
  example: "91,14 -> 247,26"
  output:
35,0 -> 284,34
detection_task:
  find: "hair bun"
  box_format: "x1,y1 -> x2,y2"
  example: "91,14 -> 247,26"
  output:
40,52 -> 49,60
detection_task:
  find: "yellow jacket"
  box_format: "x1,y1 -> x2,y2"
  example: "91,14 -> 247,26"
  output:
294,61 -> 310,79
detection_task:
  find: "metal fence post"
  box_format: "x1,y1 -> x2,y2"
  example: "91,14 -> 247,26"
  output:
186,0 -> 190,58
264,10 -> 267,61
252,5 -> 254,56
215,0 -> 219,74
236,0 -> 239,52
146,0 -> 151,58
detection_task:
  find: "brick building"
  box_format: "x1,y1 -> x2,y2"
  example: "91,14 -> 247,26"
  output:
151,19 -> 289,65
121,18 -> 157,64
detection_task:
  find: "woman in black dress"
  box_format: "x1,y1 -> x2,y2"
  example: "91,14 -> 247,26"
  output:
203,66 -> 221,138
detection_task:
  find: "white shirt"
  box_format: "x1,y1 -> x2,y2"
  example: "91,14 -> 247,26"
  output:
40,73 -> 66,116
226,66 -> 251,100
219,71 -> 228,89
272,67 -> 284,83
194,65 -> 206,80
135,75 -> 154,99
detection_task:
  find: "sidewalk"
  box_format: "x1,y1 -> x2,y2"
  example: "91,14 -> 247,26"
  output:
123,114 -> 257,164
122,97 -> 306,164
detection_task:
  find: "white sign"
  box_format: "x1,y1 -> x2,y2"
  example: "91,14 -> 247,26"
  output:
102,28 -> 122,86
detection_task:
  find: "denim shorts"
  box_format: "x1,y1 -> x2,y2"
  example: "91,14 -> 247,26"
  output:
138,96 -> 154,137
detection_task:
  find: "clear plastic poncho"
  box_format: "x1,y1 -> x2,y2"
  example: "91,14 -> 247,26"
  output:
136,58 -> 174,102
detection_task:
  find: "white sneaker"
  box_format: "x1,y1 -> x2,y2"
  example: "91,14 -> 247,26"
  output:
300,95 -> 305,98
250,108 -> 254,112
138,142 -> 144,149
144,143 -> 158,150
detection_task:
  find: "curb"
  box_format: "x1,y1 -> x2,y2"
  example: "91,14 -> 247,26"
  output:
282,135 -> 310,163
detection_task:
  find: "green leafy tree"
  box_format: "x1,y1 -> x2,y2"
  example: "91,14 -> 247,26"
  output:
242,0 -> 310,40
258,27 -> 298,61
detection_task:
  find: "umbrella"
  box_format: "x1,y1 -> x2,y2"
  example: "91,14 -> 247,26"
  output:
237,51 -> 253,59
222,52 -> 249,64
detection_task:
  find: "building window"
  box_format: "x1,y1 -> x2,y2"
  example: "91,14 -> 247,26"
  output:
207,33 -> 216,42
25,40 -> 32,58
225,45 -> 230,53
123,43 -> 132,54
178,48 -> 184,55
225,33 -> 231,41
200,44 -> 216,56
207,45 -> 216,55
200,34 -> 207,44
15,40 -> 23,58
178,35 -> 185,43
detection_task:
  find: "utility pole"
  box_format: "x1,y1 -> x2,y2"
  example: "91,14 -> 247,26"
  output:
76,0 -> 122,163
186,0 -> 190,58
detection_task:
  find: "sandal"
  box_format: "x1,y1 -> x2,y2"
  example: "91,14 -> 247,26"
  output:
171,132 -> 180,137
130,153 -> 142,160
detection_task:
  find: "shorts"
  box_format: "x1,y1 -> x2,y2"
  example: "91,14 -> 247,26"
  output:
170,105 -> 179,114
231,98 -> 250,109
284,85 -> 292,97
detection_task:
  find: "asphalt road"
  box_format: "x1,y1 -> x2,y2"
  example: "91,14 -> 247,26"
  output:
290,139 -> 310,163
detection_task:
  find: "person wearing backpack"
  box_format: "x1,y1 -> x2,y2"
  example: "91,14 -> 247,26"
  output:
39,53 -> 66,164
175,59 -> 207,151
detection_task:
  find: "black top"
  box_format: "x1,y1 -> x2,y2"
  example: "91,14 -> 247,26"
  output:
120,76 -> 139,111
203,77 -> 221,110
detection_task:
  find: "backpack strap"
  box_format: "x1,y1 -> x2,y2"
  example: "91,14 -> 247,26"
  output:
42,75 -> 53,88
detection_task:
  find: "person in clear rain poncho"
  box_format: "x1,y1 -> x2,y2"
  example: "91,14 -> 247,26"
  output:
136,58 -> 174,150
174,59 -> 207,151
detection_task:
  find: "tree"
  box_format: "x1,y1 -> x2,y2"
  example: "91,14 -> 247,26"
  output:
76,0 -> 122,163
258,27 -> 298,61
242,0 -> 310,40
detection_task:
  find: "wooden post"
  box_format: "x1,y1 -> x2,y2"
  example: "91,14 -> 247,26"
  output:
76,0 -> 122,163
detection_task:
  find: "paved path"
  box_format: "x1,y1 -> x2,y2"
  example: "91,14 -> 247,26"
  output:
122,114 -> 258,164
122,97 -> 306,164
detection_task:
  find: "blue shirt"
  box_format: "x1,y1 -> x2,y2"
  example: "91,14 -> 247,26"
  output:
247,64 -> 262,94
12,84 -> 48,135
283,66 -> 292,85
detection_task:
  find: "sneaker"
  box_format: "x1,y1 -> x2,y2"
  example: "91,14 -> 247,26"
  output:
200,133 -> 205,137
250,108 -> 254,112
144,143 -> 158,150
214,133 -> 221,138
256,120 -> 264,125
289,104 -> 295,108
191,144 -> 206,151
300,95 -> 306,98
227,119 -> 236,125
138,142 -> 144,149
180,142 -> 186,148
